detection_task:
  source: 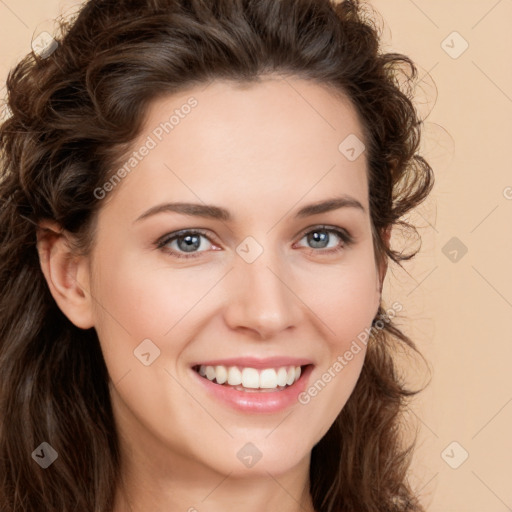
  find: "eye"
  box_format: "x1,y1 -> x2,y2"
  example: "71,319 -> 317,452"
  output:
295,225 -> 354,255
156,229 -> 218,259
155,225 -> 354,260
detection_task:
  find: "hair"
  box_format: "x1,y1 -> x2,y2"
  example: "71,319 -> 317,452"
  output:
0,0 -> 434,510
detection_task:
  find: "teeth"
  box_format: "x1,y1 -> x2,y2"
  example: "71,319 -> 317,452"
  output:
260,369 -> 277,389
241,368 -> 259,388
205,366 -> 216,381
215,365 -> 227,384
276,367 -> 288,387
227,366 -> 242,386
197,364 -> 303,390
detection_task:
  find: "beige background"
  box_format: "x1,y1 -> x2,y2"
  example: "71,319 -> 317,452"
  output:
1,1 -> 511,510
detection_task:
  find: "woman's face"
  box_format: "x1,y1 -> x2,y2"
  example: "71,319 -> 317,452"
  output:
85,77 -> 382,478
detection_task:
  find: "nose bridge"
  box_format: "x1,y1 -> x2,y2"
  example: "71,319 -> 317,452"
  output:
224,235 -> 301,337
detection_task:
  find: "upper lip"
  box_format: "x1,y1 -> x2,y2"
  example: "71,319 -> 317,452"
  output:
191,356 -> 314,369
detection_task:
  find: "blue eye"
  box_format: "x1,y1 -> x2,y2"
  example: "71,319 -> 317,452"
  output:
156,229 -> 214,259
296,226 -> 353,254
156,225 -> 354,260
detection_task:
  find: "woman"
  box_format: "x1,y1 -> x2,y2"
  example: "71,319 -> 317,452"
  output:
0,0 -> 434,510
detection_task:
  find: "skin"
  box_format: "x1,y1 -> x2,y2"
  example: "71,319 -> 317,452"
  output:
36,76 -> 388,512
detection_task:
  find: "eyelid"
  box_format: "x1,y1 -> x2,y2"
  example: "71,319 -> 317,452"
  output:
155,228 -> 218,251
295,224 -> 354,244
155,224 -> 354,258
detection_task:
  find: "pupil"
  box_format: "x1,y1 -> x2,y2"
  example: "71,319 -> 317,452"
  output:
179,234 -> 200,252
309,230 -> 328,248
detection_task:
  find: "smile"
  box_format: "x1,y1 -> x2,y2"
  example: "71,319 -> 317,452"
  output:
193,364 -> 303,392
190,356 -> 314,412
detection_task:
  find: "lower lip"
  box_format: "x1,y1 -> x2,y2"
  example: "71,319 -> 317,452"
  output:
191,365 -> 314,413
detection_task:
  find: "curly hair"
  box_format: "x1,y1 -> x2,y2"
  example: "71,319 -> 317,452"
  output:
0,0 -> 434,510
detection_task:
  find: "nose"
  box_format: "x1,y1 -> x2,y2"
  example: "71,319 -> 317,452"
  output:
222,245 -> 303,340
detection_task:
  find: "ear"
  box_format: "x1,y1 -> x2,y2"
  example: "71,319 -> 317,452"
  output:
36,219 -> 95,330
377,225 -> 392,293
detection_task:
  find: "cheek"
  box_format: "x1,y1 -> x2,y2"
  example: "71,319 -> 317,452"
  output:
303,257 -> 380,346
90,255 -> 222,372
294,257 -> 379,437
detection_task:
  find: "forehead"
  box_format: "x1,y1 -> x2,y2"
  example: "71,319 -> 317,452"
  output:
101,77 -> 369,223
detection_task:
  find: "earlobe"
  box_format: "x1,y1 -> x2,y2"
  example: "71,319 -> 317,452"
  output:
378,226 -> 392,292
36,220 -> 95,330
378,259 -> 388,294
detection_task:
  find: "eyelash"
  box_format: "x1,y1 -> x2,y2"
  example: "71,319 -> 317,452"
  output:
155,225 -> 354,260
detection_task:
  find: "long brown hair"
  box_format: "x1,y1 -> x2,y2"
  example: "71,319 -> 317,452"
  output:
0,0 -> 433,510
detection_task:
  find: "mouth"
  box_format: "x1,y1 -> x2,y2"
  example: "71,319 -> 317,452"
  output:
192,363 -> 309,393
190,357 -> 315,412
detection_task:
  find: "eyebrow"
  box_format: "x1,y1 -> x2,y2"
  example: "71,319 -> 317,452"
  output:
133,195 -> 366,224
